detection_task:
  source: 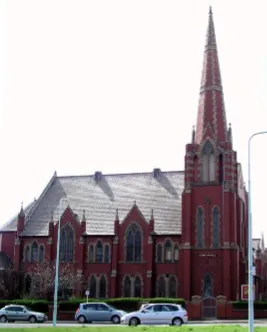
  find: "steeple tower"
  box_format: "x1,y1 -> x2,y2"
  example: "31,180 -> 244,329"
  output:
195,6 -> 228,144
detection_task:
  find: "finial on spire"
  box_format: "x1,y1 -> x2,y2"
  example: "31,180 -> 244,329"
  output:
150,209 -> 154,221
134,200 -> 136,206
191,125 -> 196,144
209,6 -> 212,14
228,122 -> 232,143
50,211 -> 54,222
115,208 -> 119,221
19,202 -> 25,217
82,209 -> 86,222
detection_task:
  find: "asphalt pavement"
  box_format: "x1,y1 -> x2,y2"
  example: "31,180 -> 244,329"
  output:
0,320 -> 267,328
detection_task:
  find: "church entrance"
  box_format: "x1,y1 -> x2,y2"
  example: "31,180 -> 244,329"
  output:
201,273 -> 217,318
202,297 -> 216,319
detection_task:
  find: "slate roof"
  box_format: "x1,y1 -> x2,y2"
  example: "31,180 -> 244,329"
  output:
1,170 -> 184,236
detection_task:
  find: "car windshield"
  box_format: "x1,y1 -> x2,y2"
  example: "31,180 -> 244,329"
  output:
107,304 -> 117,310
24,306 -> 32,311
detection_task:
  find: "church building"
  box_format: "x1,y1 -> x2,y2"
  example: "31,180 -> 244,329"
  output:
1,7 -> 266,302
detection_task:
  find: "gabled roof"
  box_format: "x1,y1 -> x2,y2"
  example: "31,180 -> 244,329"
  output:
10,170 -> 184,236
0,201 -> 36,232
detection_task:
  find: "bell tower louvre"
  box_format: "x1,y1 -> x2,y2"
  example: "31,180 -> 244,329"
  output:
1,7 -> 266,305
181,7 -> 249,301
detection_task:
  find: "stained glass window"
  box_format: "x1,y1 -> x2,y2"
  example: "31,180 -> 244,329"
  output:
123,276 -> 131,297
96,241 -> 103,262
196,207 -> 204,248
134,276 -> 142,297
213,207 -> 220,248
126,224 -> 142,262
99,275 -> 106,298
31,242 -> 38,262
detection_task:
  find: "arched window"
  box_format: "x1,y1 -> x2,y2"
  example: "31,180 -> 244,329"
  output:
33,275 -> 41,297
219,154 -> 224,183
169,276 -> 177,298
203,273 -> 213,297
60,225 -> 74,262
89,275 -> 97,298
174,245 -> 179,261
39,245 -> 45,263
104,245 -> 110,263
125,224 -> 142,262
60,229 -> 66,261
99,275 -> 107,298
24,275 -> 31,295
96,241 -> 103,263
88,245 -> 94,262
157,244 -> 162,263
212,207 -> 220,248
134,276 -> 142,297
157,276 -> 166,297
196,207 -> 204,248
164,240 -> 172,262
24,246 -> 30,262
202,140 -> 216,182
31,242 -> 38,262
123,276 -> 131,297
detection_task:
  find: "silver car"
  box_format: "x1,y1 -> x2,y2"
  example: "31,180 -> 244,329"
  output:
121,303 -> 188,326
75,302 -> 126,324
0,304 -> 48,323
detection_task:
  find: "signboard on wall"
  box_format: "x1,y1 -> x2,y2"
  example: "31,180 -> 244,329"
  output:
241,284 -> 255,301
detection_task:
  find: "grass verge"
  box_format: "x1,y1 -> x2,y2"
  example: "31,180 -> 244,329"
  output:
3,326 -> 267,332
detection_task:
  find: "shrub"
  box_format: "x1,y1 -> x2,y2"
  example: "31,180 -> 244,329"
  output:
0,297 -> 185,313
232,301 -> 267,310
58,297 -> 185,312
0,299 -> 49,313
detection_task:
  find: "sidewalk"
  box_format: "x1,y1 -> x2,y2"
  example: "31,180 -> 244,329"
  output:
190,319 -> 267,324
46,319 -> 267,324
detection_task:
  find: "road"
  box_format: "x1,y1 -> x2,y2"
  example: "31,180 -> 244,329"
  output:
0,321 -> 267,328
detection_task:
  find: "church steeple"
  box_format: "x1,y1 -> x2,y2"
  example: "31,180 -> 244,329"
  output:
195,7 -> 228,144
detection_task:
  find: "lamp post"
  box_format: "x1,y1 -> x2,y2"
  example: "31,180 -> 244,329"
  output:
53,197 -> 69,327
248,131 -> 267,332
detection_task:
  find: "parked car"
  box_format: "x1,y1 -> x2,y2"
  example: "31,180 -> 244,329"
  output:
121,303 -> 188,326
0,304 -> 48,323
75,302 -> 126,324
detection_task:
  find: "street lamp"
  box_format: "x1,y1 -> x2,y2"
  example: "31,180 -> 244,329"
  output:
53,197 -> 69,327
248,131 -> 267,332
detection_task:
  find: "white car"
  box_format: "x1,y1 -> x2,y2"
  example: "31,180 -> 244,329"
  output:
121,303 -> 188,326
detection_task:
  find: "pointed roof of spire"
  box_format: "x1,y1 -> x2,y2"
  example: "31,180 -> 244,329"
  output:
195,7 -> 228,144
18,202 -> 25,218
82,209 -> 86,223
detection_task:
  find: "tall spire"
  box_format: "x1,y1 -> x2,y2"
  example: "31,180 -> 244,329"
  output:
195,7 -> 228,144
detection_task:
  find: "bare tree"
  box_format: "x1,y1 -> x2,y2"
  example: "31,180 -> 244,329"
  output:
0,269 -> 22,300
29,260 -> 84,299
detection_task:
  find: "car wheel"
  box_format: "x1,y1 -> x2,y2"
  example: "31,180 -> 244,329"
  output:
111,315 -> 120,324
29,316 -> 37,323
172,317 -> 183,326
129,317 -> 139,326
0,315 -> 7,323
78,315 -> 86,324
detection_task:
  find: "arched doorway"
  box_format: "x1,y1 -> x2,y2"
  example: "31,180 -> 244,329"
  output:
202,273 -> 216,319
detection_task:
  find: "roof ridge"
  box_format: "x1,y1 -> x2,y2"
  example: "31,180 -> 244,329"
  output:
57,170 -> 184,179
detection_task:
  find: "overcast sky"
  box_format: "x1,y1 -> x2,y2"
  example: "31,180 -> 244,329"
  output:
0,0 -> 267,239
